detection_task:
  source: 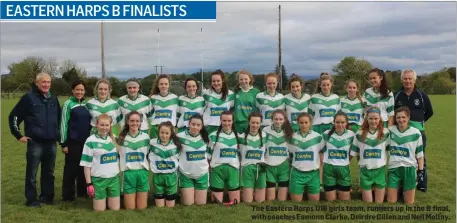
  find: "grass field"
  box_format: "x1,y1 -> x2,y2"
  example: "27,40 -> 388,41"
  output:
1,95 -> 456,223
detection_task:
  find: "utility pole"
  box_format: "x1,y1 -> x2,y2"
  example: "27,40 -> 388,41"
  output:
101,21 -> 106,79
278,5 -> 282,91
154,65 -> 164,75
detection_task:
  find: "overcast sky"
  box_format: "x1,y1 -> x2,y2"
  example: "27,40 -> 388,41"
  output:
1,2 -> 456,79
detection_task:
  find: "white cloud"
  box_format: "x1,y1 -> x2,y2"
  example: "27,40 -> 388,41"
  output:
1,2 -> 455,78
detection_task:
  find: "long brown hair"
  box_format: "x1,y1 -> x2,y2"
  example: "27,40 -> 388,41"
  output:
271,109 -> 293,142
188,114 -> 209,144
214,111 -> 240,150
158,121 -> 183,151
150,74 -> 171,96
369,68 -> 390,99
234,69 -> 254,93
117,111 -> 142,145
360,106 -> 384,141
244,112 -> 263,147
210,69 -> 228,100
346,79 -> 365,107
315,73 -> 334,94
328,112 -> 351,137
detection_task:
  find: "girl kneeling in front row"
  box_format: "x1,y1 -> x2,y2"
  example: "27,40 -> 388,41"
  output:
80,114 -> 120,211
208,111 -> 241,203
387,107 -> 424,204
118,111 -> 150,210
239,112 -> 267,203
264,109 -> 293,201
351,107 -> 390,203
288,113 -> 325,202
177,114 -> 211,206
322,112 -> 355,201
149,121 -> 181,207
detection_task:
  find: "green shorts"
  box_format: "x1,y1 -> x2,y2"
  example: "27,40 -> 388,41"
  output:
123,169 -> 150,194
349,123 -> 360,133
289,168 -> 320,195
210,164 -> 240,190
266,160 -> 290,184
153,172 -> 178,195
323,163 -> 351,187
150,125 -> 159,139
241,164 -> 266,189
312,123 -> 333,135
235,122 -> 248,134
387,166 -> 417,191
205,126 -> 219,135
91,175 -> 120,200
360,166 -> 386,191
179,172 -> 209,190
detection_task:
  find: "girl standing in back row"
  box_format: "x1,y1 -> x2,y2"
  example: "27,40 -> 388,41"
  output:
284,76 -> 311,132
256,73 -> 285,128
86,79 -> 122,135
149,75 -> 179,138
234,70 -> 260,134
118,78 -> 153,134
309,73 -> 340,134
364,68 -> 395,127
202,70 -> 234,135
176,78 -> 206,133
340,80 -> 365,133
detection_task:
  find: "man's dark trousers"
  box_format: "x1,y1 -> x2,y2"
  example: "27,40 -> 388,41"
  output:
26,139 -> 56,204
417,131 -> 427,192
62,140 -> 86,200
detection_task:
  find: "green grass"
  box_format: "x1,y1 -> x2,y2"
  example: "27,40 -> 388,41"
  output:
2,95 -> 456,223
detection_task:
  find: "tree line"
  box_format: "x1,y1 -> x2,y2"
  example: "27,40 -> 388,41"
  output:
2,56 -> 455,99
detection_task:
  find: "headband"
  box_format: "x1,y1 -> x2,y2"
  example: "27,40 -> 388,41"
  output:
367,108 -> 381,114
126,80 -> 140,87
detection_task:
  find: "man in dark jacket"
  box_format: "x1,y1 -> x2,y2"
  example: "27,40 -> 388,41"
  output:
394,69 -> 433,193
9,73 -> 61,207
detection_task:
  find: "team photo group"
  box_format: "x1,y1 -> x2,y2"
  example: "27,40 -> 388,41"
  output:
8,67 -> 433,212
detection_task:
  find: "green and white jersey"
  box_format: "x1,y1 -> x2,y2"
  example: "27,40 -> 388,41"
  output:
80,134 -> 119,178
150,93 -> 179,126
309,93 -> 340,126
322,129 -> 355,166
177,95 -> 206,128
202,89 -> 235,127
177,131 -> 210,179
119,132 -> 150,171
234,87 -> 260,124
117,94 -> 153,131
363,87 -> 395,122
256,91 -> 285,126
340,96 -> 365,126
388,126 -> 424,169
86,98 -> 122,127
284,93 -> 311,126
288,131 -> 324,171
263,125 -> 289,166
148,138 -> 179,174
238,132 -> 267,166
350,128 -> 390,169
207,130 -> 240,169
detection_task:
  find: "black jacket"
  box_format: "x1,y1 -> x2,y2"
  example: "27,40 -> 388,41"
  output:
9,85 -> 61,142
394,87 -> 433,131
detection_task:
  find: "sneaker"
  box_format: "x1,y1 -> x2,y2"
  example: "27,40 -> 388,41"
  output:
39,197 -> 54,205
26,200 -> 41,207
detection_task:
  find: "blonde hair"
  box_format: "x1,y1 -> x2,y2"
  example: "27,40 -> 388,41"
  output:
234,69 -> 254,92
94,79 -> 112,99
96,114 -> 118,149
315,73 -> 334,94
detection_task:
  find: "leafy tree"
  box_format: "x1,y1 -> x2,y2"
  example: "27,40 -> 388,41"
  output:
332,56 -> 372,91
59,59 -> 87,78
8,56 -> 58,86
62,68 -> 83,86
447,67 -> 456,82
